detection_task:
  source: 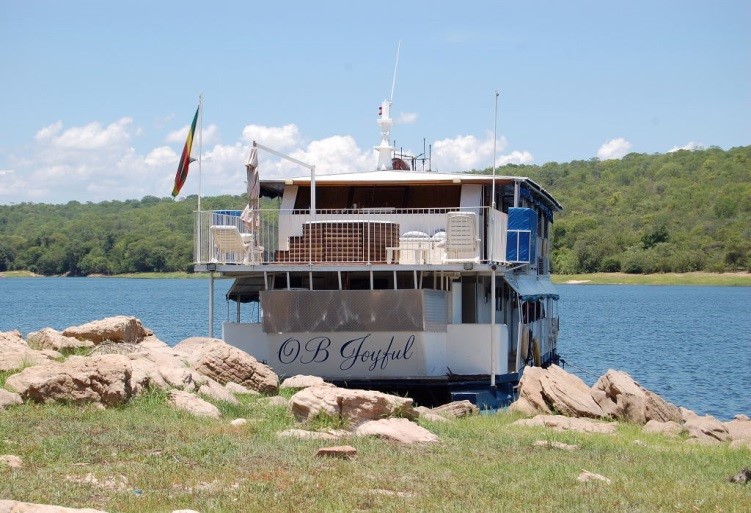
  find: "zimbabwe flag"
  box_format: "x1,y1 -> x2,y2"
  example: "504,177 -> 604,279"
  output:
171,105 -> 199,197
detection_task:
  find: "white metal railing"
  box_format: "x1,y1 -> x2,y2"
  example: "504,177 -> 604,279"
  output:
195,207 -> 509,266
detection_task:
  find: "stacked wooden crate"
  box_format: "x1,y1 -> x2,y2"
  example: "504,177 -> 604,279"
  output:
274,221 -> 399,264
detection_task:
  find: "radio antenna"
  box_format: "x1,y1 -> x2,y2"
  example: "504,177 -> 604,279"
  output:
390,40 -> 401,102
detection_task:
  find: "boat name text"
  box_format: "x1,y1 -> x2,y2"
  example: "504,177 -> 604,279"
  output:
277,334 -> 415,371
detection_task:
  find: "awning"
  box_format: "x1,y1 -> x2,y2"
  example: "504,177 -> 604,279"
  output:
504,274 -> 559,301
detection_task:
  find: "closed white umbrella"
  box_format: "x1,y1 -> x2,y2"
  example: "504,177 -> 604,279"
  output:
241,147 -> 260,231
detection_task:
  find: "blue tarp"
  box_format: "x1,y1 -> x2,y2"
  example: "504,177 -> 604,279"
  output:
505,274 -> 559,301
505,207 -> 537,263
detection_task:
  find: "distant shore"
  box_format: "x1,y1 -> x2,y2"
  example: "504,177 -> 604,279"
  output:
2,270 -> 749,286
552,271 -> 751,286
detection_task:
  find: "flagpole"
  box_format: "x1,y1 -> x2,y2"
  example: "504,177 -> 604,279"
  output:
198,93 -> 203,213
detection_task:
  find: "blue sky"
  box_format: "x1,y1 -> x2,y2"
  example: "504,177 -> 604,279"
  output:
1,0 -> 748,204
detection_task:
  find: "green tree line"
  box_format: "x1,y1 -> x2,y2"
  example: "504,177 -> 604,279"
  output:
0,145 -> 749,276
481,145 -> 751,273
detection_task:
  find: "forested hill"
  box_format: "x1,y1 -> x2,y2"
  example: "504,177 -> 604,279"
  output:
0,145 -> 749,276
484,145 -> 750,274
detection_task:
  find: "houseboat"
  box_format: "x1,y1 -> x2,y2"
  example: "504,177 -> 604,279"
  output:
193,99 -> 562,408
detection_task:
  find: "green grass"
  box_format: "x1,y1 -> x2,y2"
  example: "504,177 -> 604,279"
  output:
553,272 -> 751,286
1,395 -> 748,512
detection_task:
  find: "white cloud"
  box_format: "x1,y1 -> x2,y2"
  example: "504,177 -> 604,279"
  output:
498,150 -> 534,166
597,137 -> 632,160
431,132 -> 527,171
44,118 -> 132,150
0,116 -> 533,203
34,121 -> 63,141
668,141 -> 703,153
396,112 -> 418,124
144,146 -> 178,167
241,123 -> 301,150
166,123 -> 220,146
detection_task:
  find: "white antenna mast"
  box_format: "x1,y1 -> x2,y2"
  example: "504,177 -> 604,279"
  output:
376,41 -> 401,171
390,40 -> 401,102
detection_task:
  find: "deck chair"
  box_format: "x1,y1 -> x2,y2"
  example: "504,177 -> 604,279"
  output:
442,212 -> 481,263
210,225 -> 262,264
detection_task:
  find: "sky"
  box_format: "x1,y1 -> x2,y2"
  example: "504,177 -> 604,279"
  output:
0,0 -> 749,204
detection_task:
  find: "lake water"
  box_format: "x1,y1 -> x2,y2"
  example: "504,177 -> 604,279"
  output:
1,277 -> 749,419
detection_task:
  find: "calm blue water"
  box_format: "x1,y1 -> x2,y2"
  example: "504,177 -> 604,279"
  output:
557,284 -> 750,419
1,278 -> 748,418
0,277 -> 233,345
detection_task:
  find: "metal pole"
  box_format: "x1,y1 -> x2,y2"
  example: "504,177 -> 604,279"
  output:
208,271 -> 214,338
491,269 -> 497,387
198,93 -> 203,212
492,90 -> 499,210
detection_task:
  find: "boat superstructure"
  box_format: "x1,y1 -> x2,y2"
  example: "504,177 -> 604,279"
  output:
193,99 -> 562,407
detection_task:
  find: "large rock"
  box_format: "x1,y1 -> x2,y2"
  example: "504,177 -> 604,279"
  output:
592,369 -> 681,424
0,330 -> 31,352
280,375 -> 334,390
642,419 -> 683,437
167,390 -> 221,418
4,354 -> 134,406
0,330 -> 60,372
0,389 -> 23,409
512,414 -> 617,434
62,316 -> 149,345
414,406 -> 449,423
724,415 -> 751,442
509,365 -> 604,419
27,328 -> 94,352
355,418 -> 439,444
431,400 -> 479,419
683,414 -> 730,443
127,348 -> 233,403
0,500 -> 108,513
174,337 -> 278,394
289,385 -> 416,426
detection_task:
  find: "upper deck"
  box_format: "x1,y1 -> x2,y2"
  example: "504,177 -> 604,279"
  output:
193,172 -> 561,274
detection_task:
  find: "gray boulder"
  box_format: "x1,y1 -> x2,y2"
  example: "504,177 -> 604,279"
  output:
509,364 -> 604,419
289,385 -> 416,426
354,418 -> 439,444
167,390 -> 221,418
174,337 -> 278,394
592,369 -> 681,424
0,389 -> 22,409
5,354 -> 134,406
62,316 -> 149,345
0,330 -> 60,372
27,328 -> 94,352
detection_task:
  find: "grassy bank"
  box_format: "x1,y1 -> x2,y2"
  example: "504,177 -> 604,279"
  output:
552,272 -> 751,286
0,393 -> 747,512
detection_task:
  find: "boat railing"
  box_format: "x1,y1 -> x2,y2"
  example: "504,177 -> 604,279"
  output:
195,206 -> 508,266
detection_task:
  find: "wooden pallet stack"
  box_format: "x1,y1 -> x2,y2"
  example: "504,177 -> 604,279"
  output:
274,221 -> 399,263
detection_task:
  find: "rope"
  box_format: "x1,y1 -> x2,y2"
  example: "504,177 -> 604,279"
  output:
558,358 -> 599,380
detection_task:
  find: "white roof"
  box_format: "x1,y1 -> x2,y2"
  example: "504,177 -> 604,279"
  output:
263,169 -> 562,211
278,169 -> 525,185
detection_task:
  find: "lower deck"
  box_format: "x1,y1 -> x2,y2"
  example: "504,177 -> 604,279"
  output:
208,267 -> 559,405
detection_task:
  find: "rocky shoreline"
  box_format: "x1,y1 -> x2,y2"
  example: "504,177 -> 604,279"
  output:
2,316 -> 749,512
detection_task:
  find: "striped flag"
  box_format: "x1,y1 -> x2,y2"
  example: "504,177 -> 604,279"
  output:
171,105 -> 199,197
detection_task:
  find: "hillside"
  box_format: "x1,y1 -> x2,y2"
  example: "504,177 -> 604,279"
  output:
482,145 -> 751,273
0,145 -> 749,275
